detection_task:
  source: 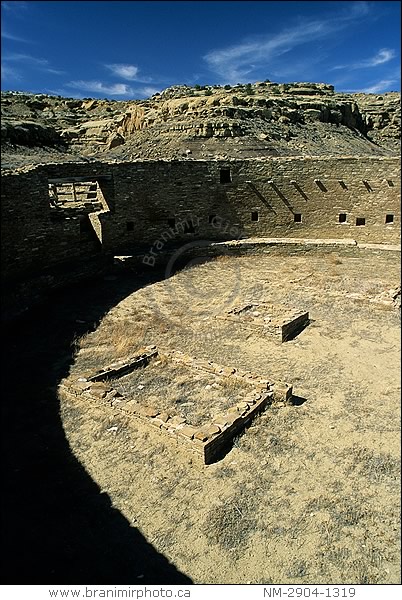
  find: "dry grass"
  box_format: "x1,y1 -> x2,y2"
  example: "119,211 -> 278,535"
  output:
73,318 -> 147,368
106,354 -> 255,426
61,247 -> 401,584
219,375 -> 251,393
204,492 -> 258,556
327,253 -> 343,265
212,254 -> 233,264
344,446 -> 400,486
72,305 -> 174,374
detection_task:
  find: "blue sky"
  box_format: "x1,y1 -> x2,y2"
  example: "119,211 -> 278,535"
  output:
1,1 -> 400,98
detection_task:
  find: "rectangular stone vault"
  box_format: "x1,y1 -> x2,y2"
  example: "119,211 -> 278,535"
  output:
61,346 -> 293,465
216,302 -> 310,342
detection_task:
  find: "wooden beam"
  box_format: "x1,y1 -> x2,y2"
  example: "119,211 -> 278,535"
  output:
48,175 -> 112,184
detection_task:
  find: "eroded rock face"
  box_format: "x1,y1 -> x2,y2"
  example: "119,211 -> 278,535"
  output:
1,81 -> 400,168
349,93 -> 401,151
1,120 -> 63,147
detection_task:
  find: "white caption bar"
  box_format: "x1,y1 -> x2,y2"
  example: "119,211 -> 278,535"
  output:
0,584 -> 401,600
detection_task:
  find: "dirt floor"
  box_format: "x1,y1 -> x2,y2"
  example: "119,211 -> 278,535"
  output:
59,246 -> 401,584
108,356 -> 253,428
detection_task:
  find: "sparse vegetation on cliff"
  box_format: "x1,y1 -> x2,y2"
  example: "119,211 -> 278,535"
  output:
1,80 -> 400,169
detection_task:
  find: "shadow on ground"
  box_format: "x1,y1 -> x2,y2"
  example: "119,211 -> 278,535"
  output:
1,266 -> 192,585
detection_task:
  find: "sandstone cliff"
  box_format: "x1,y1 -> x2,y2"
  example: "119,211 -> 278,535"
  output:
1,81 -> 400,169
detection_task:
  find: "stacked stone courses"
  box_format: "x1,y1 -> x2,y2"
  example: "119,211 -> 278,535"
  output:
60,347 -> 293,465
1,156 -> 400,313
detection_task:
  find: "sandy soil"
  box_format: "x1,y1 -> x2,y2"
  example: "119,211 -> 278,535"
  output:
61,247 -> 400,584
109,356 -> 252,427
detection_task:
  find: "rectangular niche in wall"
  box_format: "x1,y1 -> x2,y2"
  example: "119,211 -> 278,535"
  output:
49,181 -> 97,206
220,168 -> 232,184
356,217 -> 366,226
79,215 -> 92,234
339,213 -> 347,223
251,211 -> 259,222
314,179 -> 327,192
294,213 -> 302,223
184,221 -> 195,234
48,176 -> 112,212
385,214 -> 394,224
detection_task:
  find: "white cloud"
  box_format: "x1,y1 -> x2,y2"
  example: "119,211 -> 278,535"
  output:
368,49 -> 396,66
66,80 -> 135,96
2,53 -> 65,75
1,62 -> 22,81
1,1 -> 28,11
360,79 -> 398,94
105,63 -> 139,80
332,48 -> 397,71
64,80 -> 161,98
139,86 -> 160,97
1,26 -> 29,42
46,88 -> 83,99
104,63 -> 154,84
44,67 -> 65,76
203,1 -> 374,83
4,52 -> 48,65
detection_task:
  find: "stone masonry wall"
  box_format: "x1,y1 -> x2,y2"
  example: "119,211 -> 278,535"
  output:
2,156 -> 400,286
98,156 -> 401,253
1,167 -> 102,281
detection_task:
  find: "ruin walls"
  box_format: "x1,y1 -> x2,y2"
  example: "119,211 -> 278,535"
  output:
2,155 -> 400,286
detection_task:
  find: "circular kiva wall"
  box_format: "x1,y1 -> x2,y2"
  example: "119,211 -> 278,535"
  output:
1,157 -> 400,317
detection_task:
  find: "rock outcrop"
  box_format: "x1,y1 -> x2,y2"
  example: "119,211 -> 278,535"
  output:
1,81 -> 400,168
